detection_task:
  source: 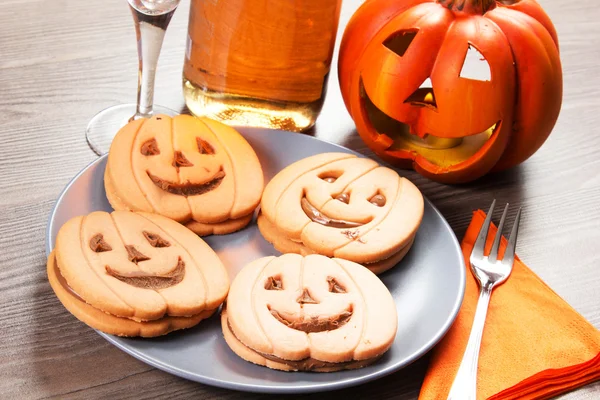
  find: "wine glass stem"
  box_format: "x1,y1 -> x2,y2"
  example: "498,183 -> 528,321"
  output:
129,6 -> 175,120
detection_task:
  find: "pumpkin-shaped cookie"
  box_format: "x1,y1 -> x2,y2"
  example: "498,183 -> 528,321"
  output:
222,254 -> 398,371
48,211 -> 229,337
258,153 -> 424,273
105,114 -> 264,236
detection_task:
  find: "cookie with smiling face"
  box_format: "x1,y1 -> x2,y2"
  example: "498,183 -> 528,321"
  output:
48,210 -> 229,337
105,114 -> 263,236
258,153 -> 424,274
222,254 -> 398,372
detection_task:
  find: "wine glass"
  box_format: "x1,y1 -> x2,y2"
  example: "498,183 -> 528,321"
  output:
85,0 -> 181,156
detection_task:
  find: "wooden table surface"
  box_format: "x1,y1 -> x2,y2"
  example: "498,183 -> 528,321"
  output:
1,0 -> 599,398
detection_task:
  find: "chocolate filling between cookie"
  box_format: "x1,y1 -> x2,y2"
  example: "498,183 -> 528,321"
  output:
225,318 -> 378,371
52,256 -> 208,324
259,211 -> 416,271
53,256 -> 88,304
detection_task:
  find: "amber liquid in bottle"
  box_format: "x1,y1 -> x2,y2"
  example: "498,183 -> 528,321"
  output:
182,0 -> 342,132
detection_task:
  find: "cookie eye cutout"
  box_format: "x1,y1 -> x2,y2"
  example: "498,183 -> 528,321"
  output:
125,245 -> 151,264
327,277 -> 346,293
264,276 -> 283,290
318,171 -> 343,183
197,138 -> 215,155
142,231 -> 170,248
459,44 -> 491,82
89,233 -> 112,252
140,138 -> 160,156
369,192 -> 386,207
383,29 -> 418,57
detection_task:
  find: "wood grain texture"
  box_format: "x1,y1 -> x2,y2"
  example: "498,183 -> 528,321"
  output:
1,0 -> 599,398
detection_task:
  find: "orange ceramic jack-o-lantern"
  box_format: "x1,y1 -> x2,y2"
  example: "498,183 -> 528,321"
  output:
339,0 -> 562,183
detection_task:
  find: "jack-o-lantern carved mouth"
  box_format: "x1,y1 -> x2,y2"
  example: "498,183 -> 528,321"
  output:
301,196 -> 372,229
147,169 -> 226,196
359,79 -> 499,169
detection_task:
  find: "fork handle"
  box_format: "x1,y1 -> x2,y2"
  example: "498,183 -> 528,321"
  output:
446,284 -> 493,400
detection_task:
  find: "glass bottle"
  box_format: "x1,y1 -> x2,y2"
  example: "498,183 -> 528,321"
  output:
183,0 -> 342,132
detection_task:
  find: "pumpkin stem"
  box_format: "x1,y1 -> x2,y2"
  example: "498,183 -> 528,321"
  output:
437,0 -> 496,14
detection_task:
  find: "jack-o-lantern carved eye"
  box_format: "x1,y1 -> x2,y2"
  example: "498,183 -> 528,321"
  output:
197,138 -> 215,155
383,29 -> 418,57
459,44 -> 491,82
140,138 -> 160,156
89,234 -> 112,252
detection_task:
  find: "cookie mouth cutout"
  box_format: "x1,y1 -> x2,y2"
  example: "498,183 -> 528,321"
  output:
147,169 -> 226,196
360,79 -> 500,169
268,306 -> 353,333
105,257 -> 186,290
301,197 -> 370,229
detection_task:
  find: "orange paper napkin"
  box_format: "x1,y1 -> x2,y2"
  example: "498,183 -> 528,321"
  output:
419,210 -> 600,400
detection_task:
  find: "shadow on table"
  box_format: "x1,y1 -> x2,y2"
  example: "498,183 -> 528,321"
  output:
29,255 -> 154,398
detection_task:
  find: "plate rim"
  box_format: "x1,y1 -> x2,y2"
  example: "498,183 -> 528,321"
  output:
45,128 -> 466,393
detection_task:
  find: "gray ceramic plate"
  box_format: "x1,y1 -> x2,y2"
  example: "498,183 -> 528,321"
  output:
46,127 -> 465,394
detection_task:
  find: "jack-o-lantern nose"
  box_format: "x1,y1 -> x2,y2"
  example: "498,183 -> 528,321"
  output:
404,77 -> 437,110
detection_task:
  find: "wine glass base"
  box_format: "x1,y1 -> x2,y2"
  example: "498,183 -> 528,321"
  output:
85,104 -> 178,156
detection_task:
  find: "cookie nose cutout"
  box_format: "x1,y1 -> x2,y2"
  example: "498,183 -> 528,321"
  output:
297,288 -> 319,304
125,245 -> 151,264
335,193 -> 350,204
172,151 -> 194,170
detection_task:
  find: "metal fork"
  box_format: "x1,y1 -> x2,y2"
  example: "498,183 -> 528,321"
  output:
447,200 -> 522,400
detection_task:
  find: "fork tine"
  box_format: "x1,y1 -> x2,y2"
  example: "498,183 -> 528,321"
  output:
488,203 -> 509,263
471,200 -> 496,260
501,207 -> 522,268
